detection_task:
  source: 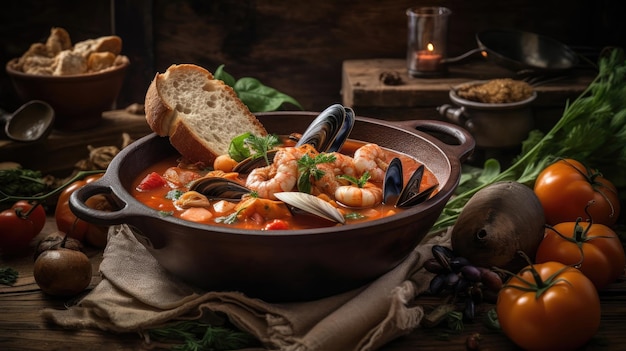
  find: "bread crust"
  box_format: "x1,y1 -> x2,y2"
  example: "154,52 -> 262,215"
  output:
144,64 -> 268,165
144,73 -> 174,136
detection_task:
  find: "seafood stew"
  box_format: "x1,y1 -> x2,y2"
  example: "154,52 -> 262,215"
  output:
131,139 -> 439,231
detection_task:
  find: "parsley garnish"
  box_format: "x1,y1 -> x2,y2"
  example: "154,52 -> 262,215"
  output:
338,171 -> 371,188
296,153 -> 336,194
244,134 -> 281,167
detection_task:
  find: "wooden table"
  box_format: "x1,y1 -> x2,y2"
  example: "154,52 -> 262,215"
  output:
1,105 -> 625,350
1,216 -> 625,351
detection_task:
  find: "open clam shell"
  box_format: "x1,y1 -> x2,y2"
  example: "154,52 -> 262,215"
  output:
274,192 -> 345,224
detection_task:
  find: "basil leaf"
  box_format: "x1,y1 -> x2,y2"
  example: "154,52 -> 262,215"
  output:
214,64 -> 237,87
234,77 -> 303,112
228,132 -> 252,162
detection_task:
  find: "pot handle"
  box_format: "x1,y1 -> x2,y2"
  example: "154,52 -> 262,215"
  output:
395,119 -> 475,162
69,177 -> 142,226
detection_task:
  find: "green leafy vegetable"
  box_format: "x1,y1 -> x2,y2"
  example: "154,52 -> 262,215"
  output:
228,132 -> 253,162
0,267 -> 18,286
338,171 -> 371,188
432,48 -> 626,232
146,321 -> 258,351
215,206 -> 248,225
214,65 -> 303,112
244,134 -> 281,166
0,168 -> 50,200
296,153 -> 337,194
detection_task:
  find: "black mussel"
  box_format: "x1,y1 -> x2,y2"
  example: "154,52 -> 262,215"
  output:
382,161 -> 439,208
327,106 -> 355,152
188,177 -> 251,201
382,157 -> 403,205
296,103 -> 346,152
233,104 -> 351,174
432,245 -> 455,271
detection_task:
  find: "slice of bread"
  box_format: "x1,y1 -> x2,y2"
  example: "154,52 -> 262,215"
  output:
144,64 -> 268,165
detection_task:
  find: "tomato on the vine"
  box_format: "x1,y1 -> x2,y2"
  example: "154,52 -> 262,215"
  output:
497,261 -> 601,351
534,158 -> 620,226
536,218 -> 625,290
0,200 -> 46,254
54,174 -> 111,246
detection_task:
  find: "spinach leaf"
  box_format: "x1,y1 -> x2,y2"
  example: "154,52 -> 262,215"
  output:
214,65 -> 303,112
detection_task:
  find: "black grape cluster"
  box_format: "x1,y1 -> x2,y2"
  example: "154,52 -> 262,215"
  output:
425,245 -> 504,321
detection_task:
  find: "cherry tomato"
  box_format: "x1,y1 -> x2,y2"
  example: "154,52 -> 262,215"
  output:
0,200 -> 46,254
54,174 -> 110,244
536,219 -> 625,290
497,261 -> 601,351
264,219 -> 289,230
534,158 -> 620,226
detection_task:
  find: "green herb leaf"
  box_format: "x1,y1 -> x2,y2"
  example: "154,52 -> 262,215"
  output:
215,207 -> 247,224
244,134 -> 281,166
344,212 -> 365,220
338,171 -> 371,188
296,153 -> 337,193
234,77 -> 304,112
166,189 -> 184,200
213,64 -> 237,88
0,267 -> 18,286
147,321 -> 258,351
214,65 -> 303,112
228,132 -> 253,162
0,168 -> 49,201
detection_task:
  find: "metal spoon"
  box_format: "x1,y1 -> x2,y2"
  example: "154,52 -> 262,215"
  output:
0,100 -> 55,142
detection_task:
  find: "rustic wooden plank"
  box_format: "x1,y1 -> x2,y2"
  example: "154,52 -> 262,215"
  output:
342,59 -> 596,109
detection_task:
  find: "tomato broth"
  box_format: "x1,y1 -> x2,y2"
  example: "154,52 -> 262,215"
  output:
131,140 -> 439,231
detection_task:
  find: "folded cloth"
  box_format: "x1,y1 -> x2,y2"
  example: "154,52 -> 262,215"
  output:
42,224 -> 451,351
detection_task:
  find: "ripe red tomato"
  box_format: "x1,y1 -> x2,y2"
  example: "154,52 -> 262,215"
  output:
536,220 -> 625,290
497,261 -> 601,351
54,174 -> 110,244
534,158 -> 620,226
0,200 -> 46,254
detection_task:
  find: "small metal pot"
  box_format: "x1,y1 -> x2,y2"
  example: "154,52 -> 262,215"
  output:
69,112 -> 474,302
438,82 -> 537,148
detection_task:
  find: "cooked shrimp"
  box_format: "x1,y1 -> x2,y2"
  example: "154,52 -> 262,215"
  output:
334,182 -> 383,208
163,167 -> 202,187
353,144 -> 389,182
327,152 -> 357,177
246,158 -> 298,200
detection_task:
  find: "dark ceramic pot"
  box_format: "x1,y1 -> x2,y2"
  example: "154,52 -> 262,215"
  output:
70,112 -> 474,301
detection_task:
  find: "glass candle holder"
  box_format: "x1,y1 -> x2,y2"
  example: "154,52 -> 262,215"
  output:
406,6 -> 451,77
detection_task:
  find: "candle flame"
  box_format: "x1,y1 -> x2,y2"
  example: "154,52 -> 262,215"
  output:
427,43 -> 435,52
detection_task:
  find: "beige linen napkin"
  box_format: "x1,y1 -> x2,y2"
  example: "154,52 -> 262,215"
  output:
42,224 -> 451,351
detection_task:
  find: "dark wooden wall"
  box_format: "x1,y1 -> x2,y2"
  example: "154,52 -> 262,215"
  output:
1,0 -> 623,114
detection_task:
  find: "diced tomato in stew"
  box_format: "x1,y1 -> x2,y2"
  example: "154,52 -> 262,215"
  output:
137,172 -> 168,191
